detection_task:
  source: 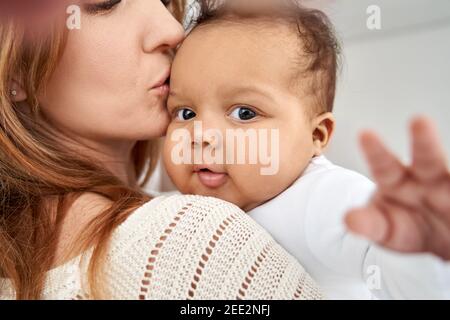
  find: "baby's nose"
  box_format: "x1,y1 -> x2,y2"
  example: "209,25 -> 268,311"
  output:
192,134 -> 221,148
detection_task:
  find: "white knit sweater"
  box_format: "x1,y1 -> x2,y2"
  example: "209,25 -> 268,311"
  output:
0,195 -> 322,300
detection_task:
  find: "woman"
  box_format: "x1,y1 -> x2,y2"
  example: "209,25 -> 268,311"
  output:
0,0 -> 448,300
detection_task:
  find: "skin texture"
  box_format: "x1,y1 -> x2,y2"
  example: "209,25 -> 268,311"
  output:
164,22 -> 334,212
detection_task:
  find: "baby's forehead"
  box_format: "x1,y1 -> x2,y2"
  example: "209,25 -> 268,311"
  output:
188,18 -> 301,48
171,21 -> 314,109
177,20 -> 304,80
173,6 -> 338,115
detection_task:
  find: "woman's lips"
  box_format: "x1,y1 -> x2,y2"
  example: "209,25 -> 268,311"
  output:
150,69 -> 170,96
196,170 -> 228,189
151,83 -> 170,97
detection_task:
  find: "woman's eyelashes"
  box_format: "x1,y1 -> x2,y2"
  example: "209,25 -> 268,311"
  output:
84,0 -> 171,15
84,0 -> 122,15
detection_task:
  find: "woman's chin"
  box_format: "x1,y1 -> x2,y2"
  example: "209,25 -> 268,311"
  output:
143,109 -> 170,138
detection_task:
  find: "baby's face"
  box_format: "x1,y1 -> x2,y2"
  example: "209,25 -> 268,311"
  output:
163,22 -> 317,211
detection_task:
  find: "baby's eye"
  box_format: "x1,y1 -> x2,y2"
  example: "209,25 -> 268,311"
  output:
175,108 -> 197,121
229,106 -> 258,121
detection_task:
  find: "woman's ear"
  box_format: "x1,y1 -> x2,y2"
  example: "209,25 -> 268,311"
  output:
312,112 -> 335,156
9,79 -> 27,102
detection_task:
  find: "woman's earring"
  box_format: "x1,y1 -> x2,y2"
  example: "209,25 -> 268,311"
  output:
10,90 -> 17,97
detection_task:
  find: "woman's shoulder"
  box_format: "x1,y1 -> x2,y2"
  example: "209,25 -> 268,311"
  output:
119,193 -> 244,231
110,193 -> 246,251
102,194 -> 322,300
143,193 -> 243,213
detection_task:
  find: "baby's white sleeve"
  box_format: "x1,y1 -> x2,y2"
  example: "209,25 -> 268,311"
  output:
362,242 -> 450,299
305,169 -> 450,299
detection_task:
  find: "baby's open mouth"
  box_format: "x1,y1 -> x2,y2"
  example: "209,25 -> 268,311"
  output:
194,167 -> 228,189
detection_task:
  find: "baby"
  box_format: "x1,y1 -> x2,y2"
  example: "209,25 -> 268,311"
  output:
162,0 -> 450,299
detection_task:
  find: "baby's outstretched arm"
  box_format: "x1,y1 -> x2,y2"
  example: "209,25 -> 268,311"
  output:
345,116 -> 450,260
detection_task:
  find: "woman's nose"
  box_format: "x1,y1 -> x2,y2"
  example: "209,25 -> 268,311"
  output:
142,1 -> 185,53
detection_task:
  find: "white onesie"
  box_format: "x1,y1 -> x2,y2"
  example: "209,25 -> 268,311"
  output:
248,155 -> 450,299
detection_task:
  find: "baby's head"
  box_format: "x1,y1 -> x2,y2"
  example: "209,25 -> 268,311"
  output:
163,0 -> 340,211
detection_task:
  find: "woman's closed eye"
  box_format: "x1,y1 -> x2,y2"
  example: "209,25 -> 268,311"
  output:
84,0 -> 122,15
228,106 -> 259,122
175,108 -> 197,121
84,0 -> 171,15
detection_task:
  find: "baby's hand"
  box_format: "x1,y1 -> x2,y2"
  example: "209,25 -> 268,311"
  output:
345,117 -> 450,260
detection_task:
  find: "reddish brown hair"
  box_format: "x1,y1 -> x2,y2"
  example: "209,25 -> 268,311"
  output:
0,0 -> 186,299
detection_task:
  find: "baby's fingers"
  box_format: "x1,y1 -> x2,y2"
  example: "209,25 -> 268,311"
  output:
345,205 -> 388,244
345,201 -> 427,253
411,116 -> 448,181
360,131 -> 406,188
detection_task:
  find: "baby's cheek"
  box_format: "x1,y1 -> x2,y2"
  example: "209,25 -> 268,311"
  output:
170,165 -> 194,194
162,138 -> 189,189
227,165 -> 281,209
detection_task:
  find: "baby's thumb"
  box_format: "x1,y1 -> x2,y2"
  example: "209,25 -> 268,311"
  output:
345,206 -> 389,244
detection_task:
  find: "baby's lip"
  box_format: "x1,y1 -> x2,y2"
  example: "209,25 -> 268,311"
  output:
193,165 -> 228,188
193,164 -> 226,174
195,170 -> 228,189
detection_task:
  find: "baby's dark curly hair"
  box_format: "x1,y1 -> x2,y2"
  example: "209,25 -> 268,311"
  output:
187,0 -> 341,113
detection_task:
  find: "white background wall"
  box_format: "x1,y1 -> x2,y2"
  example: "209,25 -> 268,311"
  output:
307,0 -> 450,176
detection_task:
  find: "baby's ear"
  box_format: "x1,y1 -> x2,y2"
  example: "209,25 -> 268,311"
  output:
8,78 -> 28,102
312,112 -> 335,156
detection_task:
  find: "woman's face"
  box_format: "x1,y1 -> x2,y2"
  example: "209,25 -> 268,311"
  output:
38,0 -> 184,144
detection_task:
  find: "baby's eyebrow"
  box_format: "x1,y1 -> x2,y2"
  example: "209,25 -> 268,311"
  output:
169,85 -> 278,105
223,85 -> 278,103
